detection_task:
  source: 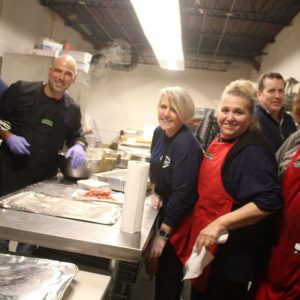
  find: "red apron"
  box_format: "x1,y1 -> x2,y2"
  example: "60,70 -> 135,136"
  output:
254,148 -> 300,300
170,138 -> 237,291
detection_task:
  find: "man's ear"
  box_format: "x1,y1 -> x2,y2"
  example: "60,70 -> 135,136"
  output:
256,90 -> 261,99
73,74 -> 77,83
48,66 -> 52,76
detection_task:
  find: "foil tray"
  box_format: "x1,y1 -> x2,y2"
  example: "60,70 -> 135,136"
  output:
0,253 -> 78,300
95,169 -> 127,192
0,191 -> 121,225
95,169 -> 151,192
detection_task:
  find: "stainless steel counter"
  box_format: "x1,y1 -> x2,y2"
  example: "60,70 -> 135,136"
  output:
0,176 -> 158,263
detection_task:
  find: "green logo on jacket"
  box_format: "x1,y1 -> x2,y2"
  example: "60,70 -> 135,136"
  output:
41,118 -> 53,127
205,152 -> 214,160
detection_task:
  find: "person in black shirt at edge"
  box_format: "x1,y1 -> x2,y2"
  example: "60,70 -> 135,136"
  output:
0,54 -> 87,255
255,72 -> 296,152
143,86 -> 204,300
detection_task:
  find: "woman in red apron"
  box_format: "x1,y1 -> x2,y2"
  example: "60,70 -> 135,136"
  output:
252,127 -> 300,299
170,79 -> 283,300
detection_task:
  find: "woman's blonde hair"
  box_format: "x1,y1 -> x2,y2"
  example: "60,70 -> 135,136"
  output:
159,86 -> 195,123
221,79 -> 256,114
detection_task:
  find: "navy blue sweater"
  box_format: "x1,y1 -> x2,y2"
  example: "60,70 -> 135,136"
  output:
150,125 -> 203,228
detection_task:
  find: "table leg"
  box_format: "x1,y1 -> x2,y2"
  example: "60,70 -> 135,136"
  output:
107,259 -> 121,299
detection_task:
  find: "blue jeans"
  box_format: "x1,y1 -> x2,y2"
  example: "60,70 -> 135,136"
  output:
0,239 -> 38,255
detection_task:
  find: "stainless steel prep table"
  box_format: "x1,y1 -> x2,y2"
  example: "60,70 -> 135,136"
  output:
0,176 -> 158,299
0,176 -> 157,262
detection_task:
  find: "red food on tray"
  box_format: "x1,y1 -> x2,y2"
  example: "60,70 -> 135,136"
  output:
83,187 -> 113,200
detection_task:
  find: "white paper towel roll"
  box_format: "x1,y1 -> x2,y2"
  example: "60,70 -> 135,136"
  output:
120,160 -> 150,233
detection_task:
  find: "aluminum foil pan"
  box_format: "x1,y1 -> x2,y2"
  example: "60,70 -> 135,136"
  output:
95,169 -> 151,192
0,191 -> 121,225
0,253 -> 78,300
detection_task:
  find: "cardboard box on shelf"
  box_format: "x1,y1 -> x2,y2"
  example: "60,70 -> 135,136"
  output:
35,37 -> 63,53
27,48 -> 58,57
68,51 -> 93,64
77,62 -> 90,73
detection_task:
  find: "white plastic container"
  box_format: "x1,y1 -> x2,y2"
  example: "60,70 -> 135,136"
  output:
77,179 -> 109,190
68,51 -> 93,63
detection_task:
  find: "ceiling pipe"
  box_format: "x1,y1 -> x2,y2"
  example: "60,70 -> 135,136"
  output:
188,4 -> 288,26
189,30 -> 274,43
196,9 -> 207,58
213,0 -> 237,57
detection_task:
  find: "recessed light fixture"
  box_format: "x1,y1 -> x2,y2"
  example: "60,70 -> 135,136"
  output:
130,0 -> 184,71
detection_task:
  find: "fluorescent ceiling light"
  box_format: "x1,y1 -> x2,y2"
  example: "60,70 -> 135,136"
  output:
130,0 -> 184,71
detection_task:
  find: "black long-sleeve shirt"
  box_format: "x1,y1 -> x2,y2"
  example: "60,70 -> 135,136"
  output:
0,81 -> 86,195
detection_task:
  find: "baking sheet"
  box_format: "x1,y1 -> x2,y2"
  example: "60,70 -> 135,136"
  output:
0,253 -> 78,300
72,189 -> 124,205
28,180 -> 78,199
0,191 -> 121,225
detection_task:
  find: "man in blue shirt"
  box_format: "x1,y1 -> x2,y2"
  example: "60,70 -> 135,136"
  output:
255,72 -> 296,152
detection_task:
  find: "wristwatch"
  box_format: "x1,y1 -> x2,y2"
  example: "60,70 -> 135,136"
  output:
158,229 -> 171,240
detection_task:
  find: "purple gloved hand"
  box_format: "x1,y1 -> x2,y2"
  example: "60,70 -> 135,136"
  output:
66,144 -> 86,169
6,134 -> 31,155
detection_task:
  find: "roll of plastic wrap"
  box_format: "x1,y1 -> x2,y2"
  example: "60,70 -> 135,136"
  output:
120,160 -> 150,233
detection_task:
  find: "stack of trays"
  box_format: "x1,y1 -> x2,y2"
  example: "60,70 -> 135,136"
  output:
94,169 -> 127,192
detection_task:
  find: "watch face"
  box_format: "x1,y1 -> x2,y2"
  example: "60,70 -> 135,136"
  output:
159,229 -> 170,239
